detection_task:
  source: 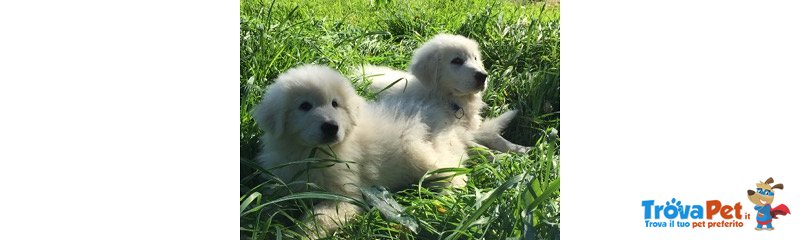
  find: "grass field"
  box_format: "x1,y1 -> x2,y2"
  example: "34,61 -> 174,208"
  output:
240,0 -> 560,239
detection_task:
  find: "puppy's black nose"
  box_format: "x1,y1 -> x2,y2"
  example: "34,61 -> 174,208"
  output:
321,121 -> 339,138
747,190 -> 755,196
475,72 -> 487,86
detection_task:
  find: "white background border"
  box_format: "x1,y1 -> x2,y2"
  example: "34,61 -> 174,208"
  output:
562,0 -> 800,238
1,1 -> 238,239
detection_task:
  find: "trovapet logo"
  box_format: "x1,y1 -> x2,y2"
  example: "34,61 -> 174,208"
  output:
641,177 -> 791,230
745,177 -> 791,231
641,198 -> 746,229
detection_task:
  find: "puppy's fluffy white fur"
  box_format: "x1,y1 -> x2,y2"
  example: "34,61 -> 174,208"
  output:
356,34 -> 531,153
253,64 -> 470,237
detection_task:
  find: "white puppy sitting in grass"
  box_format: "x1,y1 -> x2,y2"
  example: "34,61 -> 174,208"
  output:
355,34 -> 531,153
253,64 -> 471,237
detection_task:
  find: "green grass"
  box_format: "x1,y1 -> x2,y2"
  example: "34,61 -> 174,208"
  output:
240,0 -> 560,239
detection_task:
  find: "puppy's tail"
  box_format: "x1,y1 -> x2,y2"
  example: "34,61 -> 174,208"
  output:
474,110 -> 532,153
477,110 -> 518,135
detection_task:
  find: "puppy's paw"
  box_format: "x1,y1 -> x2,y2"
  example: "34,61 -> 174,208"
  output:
450,175 -> 468,188
300,201 -> 361,239
511,144 -> 532,154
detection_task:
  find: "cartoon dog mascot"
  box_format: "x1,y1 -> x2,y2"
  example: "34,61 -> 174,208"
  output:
747,177 -> 791,230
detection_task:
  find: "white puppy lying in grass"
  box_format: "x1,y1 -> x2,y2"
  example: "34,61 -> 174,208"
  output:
355,34 -> 531,153
253,64 -> 470,237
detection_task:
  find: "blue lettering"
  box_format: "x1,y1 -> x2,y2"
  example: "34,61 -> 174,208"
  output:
643,198 -> 705,220
642,200 -> 654,219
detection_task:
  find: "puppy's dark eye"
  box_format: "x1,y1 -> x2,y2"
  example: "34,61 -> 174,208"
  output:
299,102 -> 312,111
450,57 -> 464,65
332,100 -> 339,108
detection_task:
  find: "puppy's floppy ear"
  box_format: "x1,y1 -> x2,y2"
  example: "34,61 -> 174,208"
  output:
772,183 -> 784,190
340,83 -> 363,126
409,44 -> 440,87
252,85 -> 286,136
345,98 -> 363,127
